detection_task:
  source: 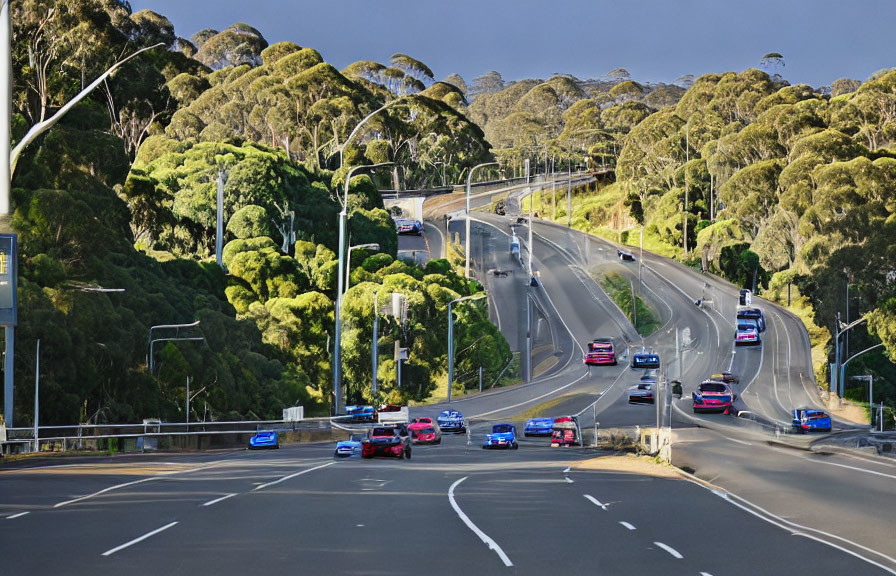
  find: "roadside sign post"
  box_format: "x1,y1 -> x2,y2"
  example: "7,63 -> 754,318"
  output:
0,234 -> 17,427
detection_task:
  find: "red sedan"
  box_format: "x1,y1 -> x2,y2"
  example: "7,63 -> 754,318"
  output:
408,422 -> 442,444
585,339 -> 617,365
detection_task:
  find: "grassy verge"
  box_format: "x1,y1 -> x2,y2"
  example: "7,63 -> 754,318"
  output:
598,271 -> 661,336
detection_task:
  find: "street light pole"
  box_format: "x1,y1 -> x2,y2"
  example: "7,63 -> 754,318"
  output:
447,294 -> 487,402
840,343 -> 884,399
345,243 -> 380,292
148,321 -> 201,373
465,162 -> 498,279
334,162 -> 392,415
684,118 -> 690,256
833,316 -> 867,397
0,0 -> 10,218
339,98 -> 405,168
372,292 -> 379,397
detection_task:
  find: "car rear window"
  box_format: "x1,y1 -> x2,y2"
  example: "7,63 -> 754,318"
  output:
700,383 -> 728,393
807,412 -> 828,420
737,324 -> 754,331
371,428 -> 394,436
493,424 -> 513,433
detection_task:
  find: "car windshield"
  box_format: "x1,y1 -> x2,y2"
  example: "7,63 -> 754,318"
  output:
349,434 -> 364,442
700,383 -> 728,393
416,427 -> 435,434
492,424 -> 513,433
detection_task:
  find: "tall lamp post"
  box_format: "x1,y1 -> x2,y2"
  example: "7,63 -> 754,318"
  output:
465,162 -> 499,279
833,315 -> 867,397
447,293 -> 487,402
345,243 -> 380,292
683,117 -> 690,256
334,163 -> 392,415
338,98 -> 405,168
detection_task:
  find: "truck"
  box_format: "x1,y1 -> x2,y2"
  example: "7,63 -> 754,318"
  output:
377,406 -> 409,424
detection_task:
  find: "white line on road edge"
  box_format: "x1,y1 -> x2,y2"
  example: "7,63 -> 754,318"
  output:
678,469 -> 896,574
654,541 -> 683,559
253,461 -> 334,491
799,456 -> 896,481
700,572 -> 714,576
619,521 -> 636,530
6,512 -> 29,519
584,494 -> 607,511
470,369 -> 592,419
564,476 -> 573,484
448,477 -> 513,567
202,493 -> 237,507
55,477 -> 160,508
101,522 -> 178,556
53,460 -> 233,508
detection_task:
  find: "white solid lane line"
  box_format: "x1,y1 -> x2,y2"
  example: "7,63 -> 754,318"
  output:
253,461 -> 334,491
800,455 -> 896,481
201,493 -> 237,507
101,521 -> 178,557
619,521 -> 636,530
584,494 -> 607,511
55,477 -> 159,508
448,477 -> 513,567
654,541 -> 683,559
6,512 -> 29,519
700,573 -> 715,576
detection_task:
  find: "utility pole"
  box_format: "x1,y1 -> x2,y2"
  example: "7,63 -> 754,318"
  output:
215,168 -> 226,268
684,119 -> 689,256
372,292 -> 379,396
566,165 -> 572,227
33,339 -> 39,452
185,376 -> 191,427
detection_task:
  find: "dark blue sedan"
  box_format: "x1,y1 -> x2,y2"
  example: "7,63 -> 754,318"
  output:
524,417 -> 554,436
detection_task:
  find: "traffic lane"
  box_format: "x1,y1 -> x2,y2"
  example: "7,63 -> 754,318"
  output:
83,436 -> 585,576
673,426 -> 896,566
0,448 -> 253,512
0,445 -> 340,575
565,467 -> 892,576
450,467 -> 660,574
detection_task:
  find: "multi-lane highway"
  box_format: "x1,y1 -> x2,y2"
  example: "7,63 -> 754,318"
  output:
1,436 -> 890,575
2,178 -> 895,574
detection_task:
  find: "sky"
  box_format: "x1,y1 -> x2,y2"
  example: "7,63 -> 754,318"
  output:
129,0 -> 896,88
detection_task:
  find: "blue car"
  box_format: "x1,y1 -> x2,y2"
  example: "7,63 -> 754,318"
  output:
335,434 -> 364,457
437,409 -> 466,433
345,405 -> 376,423
631,352 -> 660,370
248,430 -> 279,449
395,218 -> 423,235
483,424 -> 518,449
792,408 -> 832,433
524,417 -> 554,436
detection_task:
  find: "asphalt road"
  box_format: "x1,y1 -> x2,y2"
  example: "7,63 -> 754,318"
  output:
1,436 -> 889,575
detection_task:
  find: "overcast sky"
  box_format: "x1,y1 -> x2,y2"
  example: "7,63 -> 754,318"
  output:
129,0 -> 896,87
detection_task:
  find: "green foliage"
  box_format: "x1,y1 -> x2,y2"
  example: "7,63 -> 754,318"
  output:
227,205 -> 273,239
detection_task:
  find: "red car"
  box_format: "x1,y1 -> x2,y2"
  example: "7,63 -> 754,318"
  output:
361,425 -> 412,459
693,381 -> 735,414
408,422 -> 442,444
585,339 -> 617,365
